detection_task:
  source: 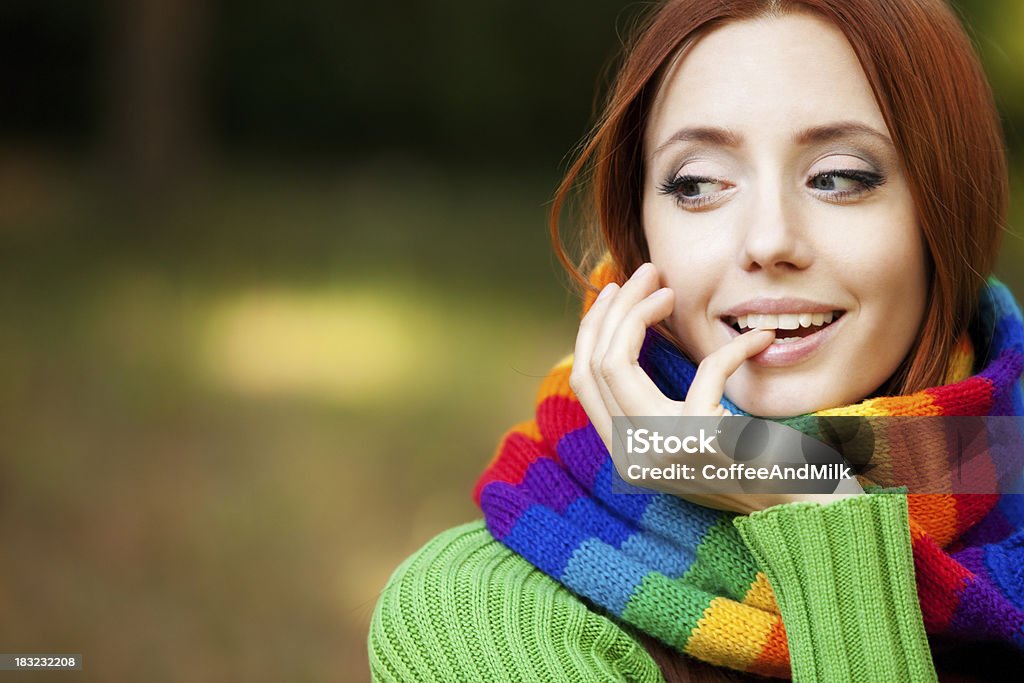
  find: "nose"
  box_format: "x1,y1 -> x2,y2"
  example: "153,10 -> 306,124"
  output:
739,185 -> 812,273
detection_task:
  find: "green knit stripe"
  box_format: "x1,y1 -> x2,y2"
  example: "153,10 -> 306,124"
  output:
681,516 -> 762,602
368,520 -> 664,682
622,571 -> 716,651
732,495 -> 938,683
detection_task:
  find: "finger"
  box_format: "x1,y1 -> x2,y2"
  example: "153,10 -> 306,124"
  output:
601,286 -> 677,416
685,328 -> 775,412
593,263 -> 660,363
575,283 -> 619,379
592,263 -> 660,416
570,282 -> 619,446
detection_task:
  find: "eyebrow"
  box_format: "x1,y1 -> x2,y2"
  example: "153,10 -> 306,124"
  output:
651,121 -> 894,160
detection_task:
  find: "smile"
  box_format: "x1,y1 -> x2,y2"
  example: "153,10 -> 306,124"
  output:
720,311 -> 847,365
722,310 -> 845,339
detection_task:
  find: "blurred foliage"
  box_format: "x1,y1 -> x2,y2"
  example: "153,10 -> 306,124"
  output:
2,1 -> 1022,168
0,161 -> 577,681
0,1 -> 1021,682
207,1 -> 632,165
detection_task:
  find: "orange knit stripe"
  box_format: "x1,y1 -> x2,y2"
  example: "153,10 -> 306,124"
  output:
582,253 -> 620,317
748,617 -> 791,679
907,494 -> 960,548
537,354 -> 575,403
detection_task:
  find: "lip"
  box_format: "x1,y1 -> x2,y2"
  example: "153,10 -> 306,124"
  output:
720,297 -> 843,317
720,312 -> 847,367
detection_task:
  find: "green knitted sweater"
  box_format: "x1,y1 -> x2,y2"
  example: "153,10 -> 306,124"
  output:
368,494 -> 937,682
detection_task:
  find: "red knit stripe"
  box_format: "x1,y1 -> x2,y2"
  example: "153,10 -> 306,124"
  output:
911,527 -> 971,631
473,428 -> 547,505
953,493 -> 1001,538
925,376 -> 995,416
537,394 -> 590,446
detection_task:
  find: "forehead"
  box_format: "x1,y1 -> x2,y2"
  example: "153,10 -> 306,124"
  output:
645,12 -> 888,152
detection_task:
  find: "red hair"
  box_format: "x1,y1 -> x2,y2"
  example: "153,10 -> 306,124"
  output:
549,0 -> 1008,396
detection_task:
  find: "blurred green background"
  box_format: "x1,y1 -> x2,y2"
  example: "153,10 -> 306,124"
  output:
0,1 -> 1020,681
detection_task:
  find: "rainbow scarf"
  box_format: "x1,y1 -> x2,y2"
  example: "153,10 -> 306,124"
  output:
474,256 -> 1024,678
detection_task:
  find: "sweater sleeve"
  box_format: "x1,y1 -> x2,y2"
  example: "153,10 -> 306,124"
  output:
732,492 -> 938,683
367,520 -> 665,683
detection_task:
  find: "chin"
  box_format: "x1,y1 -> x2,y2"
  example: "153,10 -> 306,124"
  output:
725,375 -> 837,418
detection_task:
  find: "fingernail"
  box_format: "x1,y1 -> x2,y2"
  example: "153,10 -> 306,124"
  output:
649,287 -> 672,299
596,283 -> 616,301
634,262 -> 653,278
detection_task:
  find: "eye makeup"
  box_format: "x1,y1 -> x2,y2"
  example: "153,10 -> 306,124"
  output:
657,175 -> 729,210
657,167 -> 887,209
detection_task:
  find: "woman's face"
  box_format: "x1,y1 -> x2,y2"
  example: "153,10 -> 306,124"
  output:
642,11 -> 928,417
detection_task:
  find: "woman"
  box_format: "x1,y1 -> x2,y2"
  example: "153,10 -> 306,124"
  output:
368,0 -> 1024,680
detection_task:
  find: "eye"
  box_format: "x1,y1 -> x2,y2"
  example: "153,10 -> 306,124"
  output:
657,175 -> 731,209
808,170 -> 886,202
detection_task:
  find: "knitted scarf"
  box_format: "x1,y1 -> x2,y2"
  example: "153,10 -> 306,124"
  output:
474,254 -> 1024,678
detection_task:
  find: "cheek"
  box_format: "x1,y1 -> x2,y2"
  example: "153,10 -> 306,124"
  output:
830,208 -> 928,336
646,224 -> 720,305
643,201 -> 734,354
644,199 -> 730,281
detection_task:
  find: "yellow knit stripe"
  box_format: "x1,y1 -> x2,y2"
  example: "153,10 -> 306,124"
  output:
684,597 -> 779,669
815,391 -> 939,416
741,572 -> 779,614
943,335 -> 976,384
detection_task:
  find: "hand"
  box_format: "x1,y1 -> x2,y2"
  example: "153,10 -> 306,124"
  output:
568,261 -> 862,515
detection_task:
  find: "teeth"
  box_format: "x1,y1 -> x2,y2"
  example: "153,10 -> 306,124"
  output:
730,310 -> 842,331
777,314 -> 800,330
749,313 -> 777,329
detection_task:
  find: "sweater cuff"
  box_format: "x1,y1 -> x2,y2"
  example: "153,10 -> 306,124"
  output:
732,494 -> 938,683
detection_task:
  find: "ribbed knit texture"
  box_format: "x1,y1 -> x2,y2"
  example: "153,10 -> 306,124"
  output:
734,493 -> 936,681
468,252 -> 1024,680
368,520 -> 664,682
